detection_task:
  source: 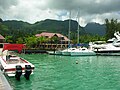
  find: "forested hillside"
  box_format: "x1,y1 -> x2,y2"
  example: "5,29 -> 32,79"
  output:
84,22 -> 106,36
2,18 -> 118,45
2,19 -> 85,36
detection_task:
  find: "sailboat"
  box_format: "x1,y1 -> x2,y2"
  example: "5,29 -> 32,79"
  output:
68,10 -> 96,56
48,11 -> 72,56
62,11 -> 73,56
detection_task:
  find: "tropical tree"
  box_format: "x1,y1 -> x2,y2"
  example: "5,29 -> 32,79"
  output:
51,36 -> 59,44
36,36 -> 48,48
25,36 -> 37,48
105,18 -> 120,40
16,37 -> 24,44
5,36 -> 13,43
79,34 -> 106,43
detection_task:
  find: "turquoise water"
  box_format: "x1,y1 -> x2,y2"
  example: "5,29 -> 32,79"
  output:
7,54 -> 120,90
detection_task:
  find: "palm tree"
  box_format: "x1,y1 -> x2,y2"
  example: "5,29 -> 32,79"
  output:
25,36 -> 37,48
37,36 -> 49,48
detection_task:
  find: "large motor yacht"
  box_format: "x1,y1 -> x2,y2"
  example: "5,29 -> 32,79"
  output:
91,31 -> 120,55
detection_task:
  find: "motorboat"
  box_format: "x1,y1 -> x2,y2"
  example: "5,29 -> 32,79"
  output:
62,48 -> 77,56
0,44 -> 35,80
91,31 -> 120,55
70,47 -> 96,56
94,44 -> 120,55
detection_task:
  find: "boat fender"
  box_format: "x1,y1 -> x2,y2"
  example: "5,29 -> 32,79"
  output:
24,65 -> 32,80
15,65 -> 22,81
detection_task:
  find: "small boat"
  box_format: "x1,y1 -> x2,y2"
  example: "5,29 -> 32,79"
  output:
62,48 -> 77,56
0,44 -> 35,80
70,47 -> 96,56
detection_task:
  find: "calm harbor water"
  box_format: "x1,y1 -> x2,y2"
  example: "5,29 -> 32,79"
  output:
7,54 -> 120,90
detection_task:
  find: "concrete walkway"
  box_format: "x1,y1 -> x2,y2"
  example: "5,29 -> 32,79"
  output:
0,70 -> 13,90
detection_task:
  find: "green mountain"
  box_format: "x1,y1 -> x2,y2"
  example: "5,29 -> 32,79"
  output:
2,20 -> 32,35
84,22 -> 106,36
2,19 -> 86,38
1,18 -> 106,37
3,20 -> 30,30
31,19 -> 86,36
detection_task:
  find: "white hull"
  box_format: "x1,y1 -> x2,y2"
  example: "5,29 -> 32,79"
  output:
62,48 -> 76,56
96,53 -> 120,56
55,51 -> 62,55
94,49 -> 120,56
70,48 -> 96,56
61,47 -> 96,56
7,72 -> 34,77
48,51 -> 62,55
70,51 -> 96,56
62,51 -> 71,56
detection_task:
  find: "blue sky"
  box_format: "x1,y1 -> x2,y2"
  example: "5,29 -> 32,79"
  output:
0,0 -> 120,26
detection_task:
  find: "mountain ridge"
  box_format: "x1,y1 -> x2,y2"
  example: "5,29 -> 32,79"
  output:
1,18 -> 106,36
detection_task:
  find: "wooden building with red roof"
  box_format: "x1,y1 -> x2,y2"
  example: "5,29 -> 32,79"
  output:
35,32 -> 71,49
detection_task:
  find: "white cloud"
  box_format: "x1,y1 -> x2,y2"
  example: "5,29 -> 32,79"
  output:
0,0 -> 120,26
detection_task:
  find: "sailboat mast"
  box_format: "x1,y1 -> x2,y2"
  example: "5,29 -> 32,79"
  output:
77,17 -> 80,44
68,11 -> 71,48
77,9 -> 80,44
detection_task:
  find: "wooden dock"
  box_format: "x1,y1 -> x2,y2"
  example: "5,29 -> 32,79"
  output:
0,70 -> 12,90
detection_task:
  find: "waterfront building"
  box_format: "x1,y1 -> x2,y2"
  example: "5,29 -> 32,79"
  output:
35,32 -> 71,49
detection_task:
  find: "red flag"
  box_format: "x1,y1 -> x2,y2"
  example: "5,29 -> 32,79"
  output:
2,44 -> 25,53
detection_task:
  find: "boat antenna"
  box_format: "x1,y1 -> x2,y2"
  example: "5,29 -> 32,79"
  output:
68,10 -> 71,48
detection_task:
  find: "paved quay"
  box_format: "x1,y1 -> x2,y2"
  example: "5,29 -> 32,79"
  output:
0,70 -> 13,90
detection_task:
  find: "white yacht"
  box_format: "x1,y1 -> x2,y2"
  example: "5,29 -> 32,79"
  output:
70,47 -> 96,56
91,31 -> 120,55
62,48 -> 77,56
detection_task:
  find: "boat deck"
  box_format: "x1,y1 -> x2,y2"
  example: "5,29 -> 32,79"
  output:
2,55 -> 28,64
6,58 -> 26,64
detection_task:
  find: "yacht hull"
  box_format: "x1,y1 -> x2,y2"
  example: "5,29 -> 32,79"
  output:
48,51 -> 62,55
70,51 -> 96,56
95,50 -> 120,56
62,51 -> 71,56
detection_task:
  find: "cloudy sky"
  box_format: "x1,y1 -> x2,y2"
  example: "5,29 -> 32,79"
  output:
0,0 -> 120,26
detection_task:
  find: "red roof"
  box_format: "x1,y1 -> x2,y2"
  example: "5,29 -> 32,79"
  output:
35,32 -> 70,41
0,34 -> 5,39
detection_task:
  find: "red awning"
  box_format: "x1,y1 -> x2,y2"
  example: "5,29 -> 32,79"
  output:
2,44 -> 25,53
